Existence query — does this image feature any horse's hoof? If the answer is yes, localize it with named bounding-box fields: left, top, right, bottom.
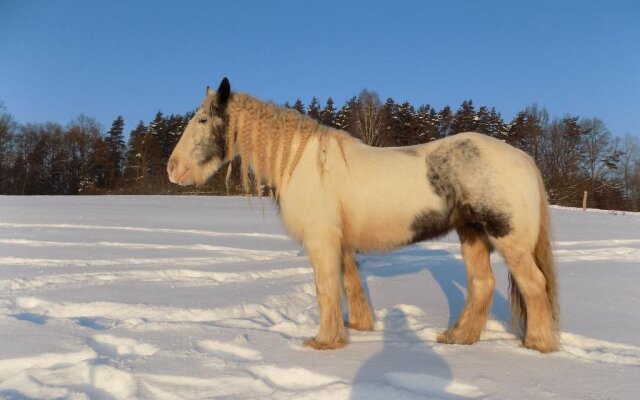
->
left=303, top=337, right=348, bottom=350
left=436, top=329, right=479, bottom=345
left=436, top=330, right=451, bottom=344
left=523, top=335, right=559, bottom=353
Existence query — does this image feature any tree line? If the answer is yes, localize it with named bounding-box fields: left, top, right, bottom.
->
left=1, top=94, right=639, bottom=211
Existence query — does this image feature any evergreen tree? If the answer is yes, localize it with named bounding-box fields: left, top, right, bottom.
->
left=415, top=104, right=439, bottom=143
left=119, top=111, right=178, bottom=192
left=508, top=112, right=527, bottom=145
left=394, top=101, right=417, bottom=146
left=475, top=106, right=491, bottom=135
left=123, top=121, right=148, bottom=190
left=320, top=98, right=336, bottom=127
left=476, top=106, right=508, bottom=139
left=307, top=97, right=321, bottom=121
left=148, top=111, right=168, bottom=157
left=380, top=98, right=397, bottom=145
left=292, top=99, right=305, bottom=114
left=438, top=106, right=454, bottom=138
left=166, top=113, right=188, bottom=159
left=487, top=107, right=508, bottom=139
left=335, top=96, right=358, bottom=135
left=105, top=116, right=125, bottom=188
left=507, top=104, right=548, bottom=163
left=450, top=100, right=476, bottom=134
left=146, top=111, right=168, bottom=187
left=0, top=102, right=16, bottom=193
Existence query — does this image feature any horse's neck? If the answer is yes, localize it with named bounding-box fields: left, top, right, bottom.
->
left=228, top=94, right=360, bottom=193
left=229, top=107, right=315, bottom=193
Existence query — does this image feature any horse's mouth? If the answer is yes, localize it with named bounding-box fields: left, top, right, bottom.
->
left=170, top=168, right=195, bottom=186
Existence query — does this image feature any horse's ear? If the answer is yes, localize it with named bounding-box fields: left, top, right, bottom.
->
left=217, top=77, right=231, bottom=109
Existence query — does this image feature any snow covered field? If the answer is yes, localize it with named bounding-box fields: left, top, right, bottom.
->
left=1, top=195, right=639, bottom=399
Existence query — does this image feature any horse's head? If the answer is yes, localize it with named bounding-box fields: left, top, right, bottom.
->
left=167, top=77, right=231, bottom=186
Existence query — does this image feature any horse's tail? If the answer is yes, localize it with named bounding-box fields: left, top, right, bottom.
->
left=509, top=168, right=559, bottom=337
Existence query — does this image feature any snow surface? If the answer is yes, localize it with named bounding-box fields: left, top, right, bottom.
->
left=0, top=196, right=639, bottom=399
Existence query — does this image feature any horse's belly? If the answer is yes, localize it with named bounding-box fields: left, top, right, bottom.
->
left=344, top=211, right=419, bottom=252
left=341, top=185, right=443, bottom=252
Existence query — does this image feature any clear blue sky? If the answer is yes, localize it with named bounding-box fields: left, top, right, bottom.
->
left=1, top=0, right=639, bottom=136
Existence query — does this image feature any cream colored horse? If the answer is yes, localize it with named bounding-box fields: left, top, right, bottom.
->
left=168, top=78, right=559, bottom=353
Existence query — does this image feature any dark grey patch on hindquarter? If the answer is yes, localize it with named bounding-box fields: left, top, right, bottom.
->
left=456, top=203, right=512, bottom=238
left=409, top=210, right=453, bottom=243
left=425, top=138, right=483, bottom=211
left=409, top=202, right=512, bottom=244
left=453, top=138, right=481, bottom=158
left=425, top=140, right=481, bottom=210
left=474, top=206, right=511, bottom=237
left=457, top=221, right=486, bottom=241
left=420, top=137, right=513, bottom=240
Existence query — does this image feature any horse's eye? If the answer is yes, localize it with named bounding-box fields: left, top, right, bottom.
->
left=198, top=118, right=208, bottom=124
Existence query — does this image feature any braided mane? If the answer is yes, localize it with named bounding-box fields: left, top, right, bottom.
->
left=222, top=93, right=351, bottom=196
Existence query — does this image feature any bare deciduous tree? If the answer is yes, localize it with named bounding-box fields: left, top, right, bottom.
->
left=508, top=104, right=549, bottom=167
left=539, top=117, right=584, bottom=205
left=618, top=134, right=640, bottom=210
left=0, top=102, right=16, bottom=192
left=354, top=90, right=387, bottom=147
left=579, top=118, right=620, bottom=194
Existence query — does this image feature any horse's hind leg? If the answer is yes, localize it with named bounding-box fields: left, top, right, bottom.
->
left=495, top=236, right=559, bottom=353
left=342, top=249, right=374, bottom=331
left=438, top=226, right=495, bottom=345
left=303, top=231, right=347, bottom=350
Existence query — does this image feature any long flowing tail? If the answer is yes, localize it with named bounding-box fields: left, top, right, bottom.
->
left=509, top=171, right=560, bottom=337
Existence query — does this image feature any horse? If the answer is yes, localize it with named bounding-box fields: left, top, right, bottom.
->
left=167, top=77, right=560, bottom=353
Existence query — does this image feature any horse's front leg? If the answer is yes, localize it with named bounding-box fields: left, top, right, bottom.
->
left=303, top=232, right=347, bottom=350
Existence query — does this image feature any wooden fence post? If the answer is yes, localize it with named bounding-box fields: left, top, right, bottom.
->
left=582, top=191, right=588, bottom=212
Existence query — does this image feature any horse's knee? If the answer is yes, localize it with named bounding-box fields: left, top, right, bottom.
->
left=469, top=275, right=495, bottom=301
